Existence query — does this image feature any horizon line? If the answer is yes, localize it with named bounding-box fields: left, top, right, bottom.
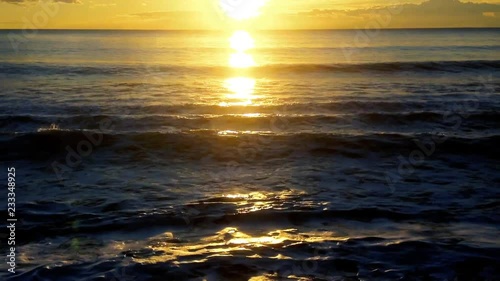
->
left=1, top=27, right=500, bottom=32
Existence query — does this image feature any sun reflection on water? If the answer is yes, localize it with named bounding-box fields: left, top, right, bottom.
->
left=226, top=77, right=254, bottom=97
left=133, top=226, right=349, bottom=265
left=221, top=30, right=258, bottom=107
left=230, top=30, right=255, bottom=52
left=125, top=190, right=351, bottom=267
left=229, top=53, right=256, bottom=68
left=229, top=30, right=256, bottom=68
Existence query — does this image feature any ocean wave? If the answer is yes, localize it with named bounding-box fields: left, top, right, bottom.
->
left=1, top=60, right=499, bottom=76
left=261, top=60, right=500, bottom=74
left=1, top=131, right=499, bottom=161
left=2, top=99, right=499, bottom=116
left=2, top=111, right=500, bottom=133
left=7, top=200, right=499, bottom=281
left=15, top=207, right=454, bottom=241
left=6, top=243, right=499, bottom=281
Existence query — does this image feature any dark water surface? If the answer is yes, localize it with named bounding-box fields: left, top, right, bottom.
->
left=0, top=29, right=499, bottom=280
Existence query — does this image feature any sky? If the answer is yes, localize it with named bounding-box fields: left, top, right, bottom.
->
left=0, top=0, right=499, bottom=29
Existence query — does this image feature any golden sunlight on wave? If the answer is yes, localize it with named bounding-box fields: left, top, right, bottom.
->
left=221, top=77, right=255, bottom=106
left=133, top=227, right=349, bottom=265
left=229, top=53, right=255, bottom=68
left=228, top=30, right=256, bottom=68
left=128, top=191, right=348, bottom=265
left=225, top=77, right=255, bottom=98
left=230, top=30, right=255, bottom=51
left=222, top=30, right=257, bottom=106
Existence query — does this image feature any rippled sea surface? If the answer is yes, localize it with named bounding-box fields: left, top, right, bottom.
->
left=0, top=29, right=499, bottom=280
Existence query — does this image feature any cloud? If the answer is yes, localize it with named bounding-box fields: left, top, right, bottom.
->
left=55, top=0, right=81, bottom=3
left=1, top=0, right=81, bottom=4
left=0, top=0, right=498, bottom=29
left=98, top=10, right=210, bottom=30
left=128, top=11, right=199, bottom=19
left=109, top=0, right=500, bottom=30
left=378, top=0, right=499, bottom=27
left=262, top=0, right=500, bottom=29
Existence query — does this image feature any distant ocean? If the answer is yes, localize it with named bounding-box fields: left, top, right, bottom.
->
left=0, top=29, right=499, bottom=280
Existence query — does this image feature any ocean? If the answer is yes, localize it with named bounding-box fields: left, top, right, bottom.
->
left=0, top=29, right=499, bottom=280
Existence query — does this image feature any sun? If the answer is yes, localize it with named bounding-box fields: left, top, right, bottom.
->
left=219, top=0, right=269, bottom=21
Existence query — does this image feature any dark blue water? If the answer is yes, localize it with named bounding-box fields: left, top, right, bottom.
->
left=0, top=29, right=499, bottom=280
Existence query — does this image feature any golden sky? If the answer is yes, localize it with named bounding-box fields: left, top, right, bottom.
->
left=0, top=0, right=499, bottom=29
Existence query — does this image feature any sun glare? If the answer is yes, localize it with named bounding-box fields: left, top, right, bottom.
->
left=221, top=1, right=264, bottom=106
left=229, top=53, right=255, bottom=68
left=225, top=77, right=255, bottom=99
left=221, top=77, right=255, bottom=106
left=230, top=30, right=255, bottom=52
left=228, top=30, right=256, bottom=68
left=219, top=0, right=269, bottom=21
